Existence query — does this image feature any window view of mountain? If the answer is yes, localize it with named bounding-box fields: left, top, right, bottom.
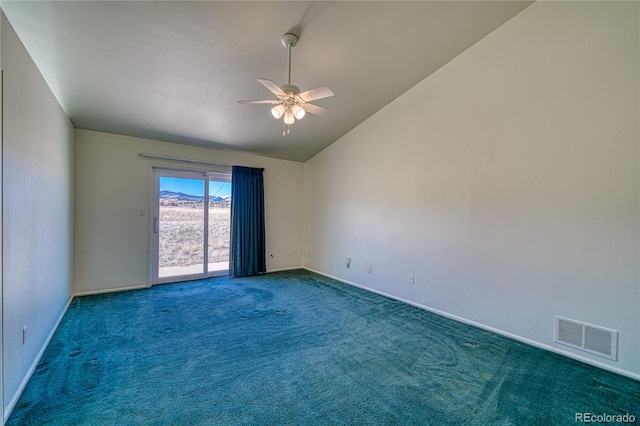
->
left=160, top=190, right=231, bottom=208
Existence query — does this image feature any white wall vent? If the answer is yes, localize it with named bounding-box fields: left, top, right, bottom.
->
left=555, top=316, right=618, bottom=361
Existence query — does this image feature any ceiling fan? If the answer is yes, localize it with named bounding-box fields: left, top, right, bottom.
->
left=238, top=33, right=335, bottom=135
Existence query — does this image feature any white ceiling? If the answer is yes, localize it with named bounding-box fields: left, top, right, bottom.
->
left=2, top=1, right=532, bottom=162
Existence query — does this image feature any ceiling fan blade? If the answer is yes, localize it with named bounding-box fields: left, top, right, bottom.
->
left=302, top=103, right=331, bottom=116
left=257, top=79, right=287, bottom=98
left=298, top=86, right=335, bottom=102
left=238, top=99, right=281, bottom=105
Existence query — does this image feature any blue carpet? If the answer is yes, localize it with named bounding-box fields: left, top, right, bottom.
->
left=7, top=270, right=640, bottom=425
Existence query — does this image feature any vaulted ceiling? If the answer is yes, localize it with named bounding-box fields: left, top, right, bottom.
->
left=2, top=1, right=532, bottom=162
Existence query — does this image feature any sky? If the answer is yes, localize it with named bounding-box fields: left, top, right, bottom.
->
left=160, top=177, right=231, bottom=198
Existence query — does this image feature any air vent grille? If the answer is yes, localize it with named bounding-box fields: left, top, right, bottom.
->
left=555, top=316, right=618, bottom=361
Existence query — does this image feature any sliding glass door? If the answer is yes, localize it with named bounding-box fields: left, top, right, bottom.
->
left=151, top=168, right=231, bottom=284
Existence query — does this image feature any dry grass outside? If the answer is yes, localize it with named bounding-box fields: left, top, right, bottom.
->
left=159, top=206, right=230, bottom=268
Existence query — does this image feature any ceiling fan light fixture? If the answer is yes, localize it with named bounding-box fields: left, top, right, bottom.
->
left=271, top=104, right=286, bottom=119
left=238, top=32, right=334, bottom=135
left=292, top=104, right=306, bottom=120
left=284, top=109, right=295, bottom=125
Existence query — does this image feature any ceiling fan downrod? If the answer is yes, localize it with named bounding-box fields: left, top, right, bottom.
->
left=281, top=33, right=298, bottom=86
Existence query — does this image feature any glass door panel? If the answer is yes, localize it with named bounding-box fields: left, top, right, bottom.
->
left=151, top=168, right=231, bottom=284
left=207, top=179, right=231, bottom=276
left=157, top=175, right=206, bottom=280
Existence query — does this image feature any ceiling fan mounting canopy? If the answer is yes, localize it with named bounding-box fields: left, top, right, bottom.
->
left=238, top=31, right=335, bottom=135
left=281, top=33, right=298, bottom=49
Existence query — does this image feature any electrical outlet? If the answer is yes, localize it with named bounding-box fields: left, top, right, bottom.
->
left=22, top=325, right=28, bottom=345
left=409, top=275, right=415, bottom=285
left=368, top=264, right=373, bottom=273
left=346, top=256, right=352, bottom=268
left=307, top=251, right=311, bottom=258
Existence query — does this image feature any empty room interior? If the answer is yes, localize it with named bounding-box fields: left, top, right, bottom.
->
left=1, top=1, right=639, bottom=424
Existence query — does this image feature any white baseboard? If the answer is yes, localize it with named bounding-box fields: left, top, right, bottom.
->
left=303, top=267, right=640, bottom=382
left=266, top=266, right=303, bottom=274
left=73, top=284, right=149, bottom=297
left=4, top=295, right=74, bottom=422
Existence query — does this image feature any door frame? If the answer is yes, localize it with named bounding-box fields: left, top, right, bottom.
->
left=149, top=166, right=231, bottom=285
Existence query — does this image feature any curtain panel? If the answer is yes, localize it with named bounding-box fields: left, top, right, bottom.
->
left=230, top=166, right=266, bottom=277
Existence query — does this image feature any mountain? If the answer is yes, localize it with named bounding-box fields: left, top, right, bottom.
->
left=160, top=190, right=203, bottom=201
left=160, top=190, right=230, bottom=202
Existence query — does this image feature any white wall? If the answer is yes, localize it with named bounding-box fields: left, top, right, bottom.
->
left=0, top=9, right=5, bottom=426
left=304, top=1, right=639, bottom=377
left=2, top=12, right=74, bottom=414
left=74, top=129, right=304, bottom=294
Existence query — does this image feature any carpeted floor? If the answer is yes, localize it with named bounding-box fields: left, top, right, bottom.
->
left=7, top=269, right=640, bottom=425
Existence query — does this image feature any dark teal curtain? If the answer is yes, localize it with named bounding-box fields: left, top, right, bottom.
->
left=230, top=166, right=266, bottom=277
